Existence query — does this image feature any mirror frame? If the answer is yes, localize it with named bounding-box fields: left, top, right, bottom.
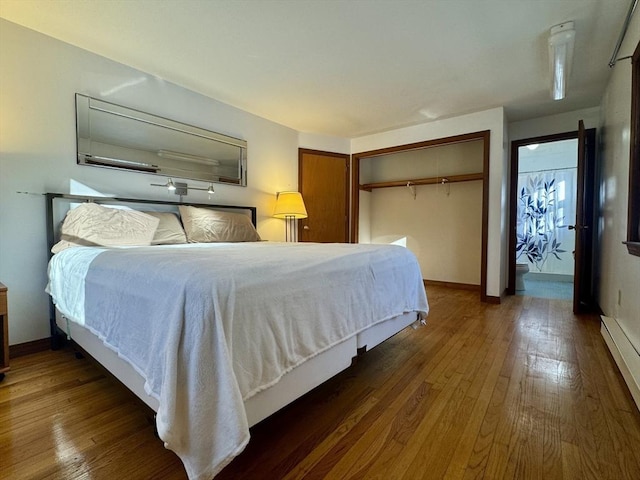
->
left=75, top=93, right=247, bottom=186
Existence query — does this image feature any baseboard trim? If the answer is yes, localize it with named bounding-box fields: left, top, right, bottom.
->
left=423, top=280, right=481, bottom=292
left=600, top=316, right=640, bottom=411
left=9, top=338, right=50, bottom=358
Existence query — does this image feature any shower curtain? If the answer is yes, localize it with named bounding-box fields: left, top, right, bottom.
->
left=516, top=168, right=576, bottom=274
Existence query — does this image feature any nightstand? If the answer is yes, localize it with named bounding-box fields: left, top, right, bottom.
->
left=0, top=283, right=9, bottom=381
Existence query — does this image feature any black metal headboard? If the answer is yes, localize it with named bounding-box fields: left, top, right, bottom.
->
left=45, top=192, right=258, bottom=348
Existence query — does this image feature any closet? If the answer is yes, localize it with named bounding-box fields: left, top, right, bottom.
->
left=353, top=132, right=489, bottom=298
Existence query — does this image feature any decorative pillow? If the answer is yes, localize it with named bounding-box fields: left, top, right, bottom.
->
left=51, top=203, right=160, bottom=253
left=142, top=211, right=188, bottom=245
left=178, top=205, right=260, bottom=243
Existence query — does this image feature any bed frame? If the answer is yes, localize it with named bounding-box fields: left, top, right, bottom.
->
left=46, top=193, right=419, bottom=426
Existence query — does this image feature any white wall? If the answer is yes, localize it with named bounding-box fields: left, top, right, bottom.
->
left=0, top=20, right=301, bottom=344
left=598, top=14, right=640, bottom=355
left=361, top=141, right=484, bottom=182
left=368, top=182, right=483, bottom=285
left=518, top=139, right=578, bottom=171
left=509, top=107, right=600, bottom=141
left=298, top=132, right=350, bottom=154
left=352, top=107, right=507, bottom=299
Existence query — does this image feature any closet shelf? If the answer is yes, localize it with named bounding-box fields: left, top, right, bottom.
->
left=360, top=172, right=484, bottom=191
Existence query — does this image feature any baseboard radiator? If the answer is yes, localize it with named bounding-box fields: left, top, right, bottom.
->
left=601, top=316, right=640, bottom=410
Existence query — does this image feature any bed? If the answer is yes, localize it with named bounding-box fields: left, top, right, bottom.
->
left=45, top=193, right=429, bottom=480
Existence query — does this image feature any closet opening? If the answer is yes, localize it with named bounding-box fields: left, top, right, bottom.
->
left=352, top=131, right=490, bottom=302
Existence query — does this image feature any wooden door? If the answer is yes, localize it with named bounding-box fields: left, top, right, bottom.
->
left=572, top=121, right=596, bottom=313
left=298, top=149, right=350, bottom=243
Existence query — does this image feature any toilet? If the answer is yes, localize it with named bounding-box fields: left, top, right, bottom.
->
left=515, top=263, right=530, bottom=291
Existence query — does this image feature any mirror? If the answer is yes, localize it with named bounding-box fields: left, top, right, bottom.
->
left=76, top=94, right=247, bottom=186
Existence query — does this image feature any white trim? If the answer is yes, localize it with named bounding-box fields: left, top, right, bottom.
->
left=600, top=315, right=640, bottom=410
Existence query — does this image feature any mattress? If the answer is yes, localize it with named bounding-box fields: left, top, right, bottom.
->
left=47, top=243, right=213, bottom=325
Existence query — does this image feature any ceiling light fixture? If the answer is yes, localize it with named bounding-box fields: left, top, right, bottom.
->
left=548, top=21, right=575, bottom=101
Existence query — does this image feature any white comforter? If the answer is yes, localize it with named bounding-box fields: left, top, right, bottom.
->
left=47, top=242, right=428, bottom=479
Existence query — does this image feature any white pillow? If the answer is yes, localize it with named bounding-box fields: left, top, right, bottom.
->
left=178, top=205, right=260, bottom=243
left=51, top=203, right=160, bottom=253
left=143, top=211, right=187, bottom=245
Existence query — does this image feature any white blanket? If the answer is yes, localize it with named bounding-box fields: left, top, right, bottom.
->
left=49, top=242, right=429, bottom=479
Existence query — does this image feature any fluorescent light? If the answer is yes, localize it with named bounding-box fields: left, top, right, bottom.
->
left=82, top=155, right=158, bottom=172
left=157, top=150, right=220, bottom=166
left=548, top=21, right=575, bottom=101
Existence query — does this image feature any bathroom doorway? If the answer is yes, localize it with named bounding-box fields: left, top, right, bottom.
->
left=508, top=125, right=597, bottom=312
left=514, top=138, right=578, bottom=300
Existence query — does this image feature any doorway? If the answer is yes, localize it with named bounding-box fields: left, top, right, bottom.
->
left=513, top=138, right=578, bottom=300
left=508, top=127, right=597, bottom=312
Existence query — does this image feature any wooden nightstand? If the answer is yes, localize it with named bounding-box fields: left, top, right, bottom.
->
left=0, top=283, right=9, bottom=381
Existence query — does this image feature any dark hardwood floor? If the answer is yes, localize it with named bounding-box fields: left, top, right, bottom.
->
left=1, top=286, right=639, bottom=479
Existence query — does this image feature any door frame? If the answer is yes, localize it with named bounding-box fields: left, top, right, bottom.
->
left=298, top=148, right=351, bottom=243
left=507, top=129, right=596, bottom=307
left=351, top=130, right=490, bottom=302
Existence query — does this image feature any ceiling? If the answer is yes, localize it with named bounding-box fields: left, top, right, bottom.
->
left=0, top=0, right=634, bottom=137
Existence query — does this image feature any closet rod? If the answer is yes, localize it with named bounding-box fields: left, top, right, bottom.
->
left=360, top=172, right=483, bottom=191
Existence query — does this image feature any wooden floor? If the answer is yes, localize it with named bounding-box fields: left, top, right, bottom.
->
left=1, top=286, right=639, bottom=479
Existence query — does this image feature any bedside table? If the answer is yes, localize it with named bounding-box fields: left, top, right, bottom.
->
left=0, top=283, right=9, bottom=381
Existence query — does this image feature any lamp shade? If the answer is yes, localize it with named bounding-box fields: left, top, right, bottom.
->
left=273, top=191, right=308, bottom=219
